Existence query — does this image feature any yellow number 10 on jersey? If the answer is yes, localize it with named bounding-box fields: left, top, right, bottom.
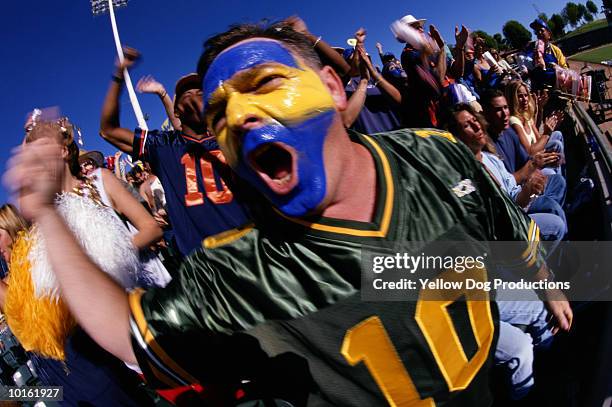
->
left=342, top=267, right=494, bottom=407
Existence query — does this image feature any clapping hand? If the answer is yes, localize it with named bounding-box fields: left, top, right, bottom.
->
left=429, top=24, right=444, bottom=49
left=533, top=151, right=560, bottom=168
left=357, top=47, right=371, bottom=81
left=544, top=110, right=564, bottom=135
left=524, top=170, right=546, bottom=196
left=454, top=25, right=469, bottom=48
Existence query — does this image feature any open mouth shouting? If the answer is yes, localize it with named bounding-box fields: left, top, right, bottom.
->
left=248, top=142, right=299, bottom=195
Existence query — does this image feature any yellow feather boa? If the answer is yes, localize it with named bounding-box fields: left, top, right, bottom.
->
left=4, top=231, right=76, bottom=360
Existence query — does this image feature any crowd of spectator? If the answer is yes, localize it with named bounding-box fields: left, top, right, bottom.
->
left=0, top=10, right=591, bottom=406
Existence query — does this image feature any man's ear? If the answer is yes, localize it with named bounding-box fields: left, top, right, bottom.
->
left=61, top=146, right=69, bottom=159
left=319, top=66, right=347, bottom=111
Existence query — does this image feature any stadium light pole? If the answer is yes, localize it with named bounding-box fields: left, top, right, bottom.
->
left=91, top=0, right=148, bottom=131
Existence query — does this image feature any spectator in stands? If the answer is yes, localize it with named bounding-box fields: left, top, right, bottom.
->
left=375, top=42, right=408, bottom=90
left=473, top=36, right=502, bottom=92
left=341, top=28, right=402, bottom=134
left=506, top=81, right=565, bottom=168
left=449, top=43, right=484, bottom=113
left=481, top=89, right=567, bottom=228
left=527, top=18, right=569, bottom=90
left=0, top=205, right=29, bottom=267
left=5, top=22, right=571, bottom=405
left=490, top=49, right=516, bottom=77
left=138, top=165, right=166, bottom=216
left=446, top=103, right=566, bottom=241
left=397, top=14, right=446, bottom=127
left=0, top=118, right=159, bottom=405
left=100, top=48, right=250, bottom=256
left=79, top=151, right=171, bottom=286
left=394, top=15, right=471, bottom=126
left=447, top=103, right=568, bottom=398
left=78, top=150, right=105, bottom=177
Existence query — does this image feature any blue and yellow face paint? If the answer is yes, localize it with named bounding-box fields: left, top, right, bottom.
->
left=203, top=39, right=336, bottom=216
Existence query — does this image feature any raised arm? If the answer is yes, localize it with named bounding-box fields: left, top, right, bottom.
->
left=4, top=140, right=136, bottom=365
left=99, top=47, right=141, bottom=154
left=342, top=79, right=369, bottom=128
left=429, top=25, right=447, bottom=85
left=136, top=75, right=182, bottom=131
left=449, top=25, right=469, bottom=79
left=113, top=151, right=126, bottom=180
left=375, top=42, right=385, bottom=65
left=358, top=47, right=402, bottom=104
left=285, top=16, right=351, bottom=78
left=100, top=168, right=162, bottom=250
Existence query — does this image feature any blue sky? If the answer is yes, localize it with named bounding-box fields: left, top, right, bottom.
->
left=0, top=0, right=582, bottom=202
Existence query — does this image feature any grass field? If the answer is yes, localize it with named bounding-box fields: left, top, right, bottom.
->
left=570, top=44, right=612, bottom=63
left=560, top=18, right=609, bottom=39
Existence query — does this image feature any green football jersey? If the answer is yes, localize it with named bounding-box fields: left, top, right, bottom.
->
left=129, top=129, right=542, bottom=406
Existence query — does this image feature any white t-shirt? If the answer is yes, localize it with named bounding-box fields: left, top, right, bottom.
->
left=509, top=116, right=536, bottom=145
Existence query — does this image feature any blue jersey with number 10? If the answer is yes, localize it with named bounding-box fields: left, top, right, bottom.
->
left=132, top=128, right=250, bottom=256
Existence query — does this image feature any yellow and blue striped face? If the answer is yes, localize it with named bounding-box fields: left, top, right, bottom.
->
left=202, top=39, right=336, bottom=216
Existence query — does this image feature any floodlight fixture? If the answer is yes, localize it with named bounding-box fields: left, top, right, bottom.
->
left=91, top=0, right=129, bottom=16
left=90, top=0, right=147, bottom=132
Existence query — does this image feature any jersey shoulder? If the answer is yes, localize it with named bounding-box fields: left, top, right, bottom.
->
left=371, top=128, right=481, bottom=178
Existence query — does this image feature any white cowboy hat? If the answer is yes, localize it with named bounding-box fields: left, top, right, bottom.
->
left=399, top=14, right=426, bottom=27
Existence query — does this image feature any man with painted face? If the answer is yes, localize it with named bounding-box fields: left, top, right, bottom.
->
left=7, top=22, right=571, bottom=406
left=99, top=48, right=250, bottom=256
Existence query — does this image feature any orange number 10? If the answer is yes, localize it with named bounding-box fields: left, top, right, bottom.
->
left=180, top=152, right=233, bottom=207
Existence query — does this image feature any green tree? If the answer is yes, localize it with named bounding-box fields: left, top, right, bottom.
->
left=474, top=30, right=499, bottom=49
left=586, top=0, right=599, bottom=14
left=577, top=3, right=588, bottom=22
left=584, top=11, right=595, bottom=21
left=502, top=20, right=532, bottom=49
left=493, top=33, right=508, bottom=50
left=563, top=2, right=581, bottom=27
left=549, top=13, right=567, bottom=38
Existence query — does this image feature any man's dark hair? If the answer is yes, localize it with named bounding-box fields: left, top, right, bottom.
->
left=197, top=22, right=322, bottom=83
left=381, top=52, right=396, bottom=64
left=129, top=166, right=144, bottom=177
left=480, top=89, right=505, bottom=110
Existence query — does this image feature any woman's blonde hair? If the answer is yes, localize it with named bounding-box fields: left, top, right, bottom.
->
left=505, top=80, right=535, bottom=121
left=0, top=204, right=29, bottom=251
left=24, top=118, right=81, bottom=178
